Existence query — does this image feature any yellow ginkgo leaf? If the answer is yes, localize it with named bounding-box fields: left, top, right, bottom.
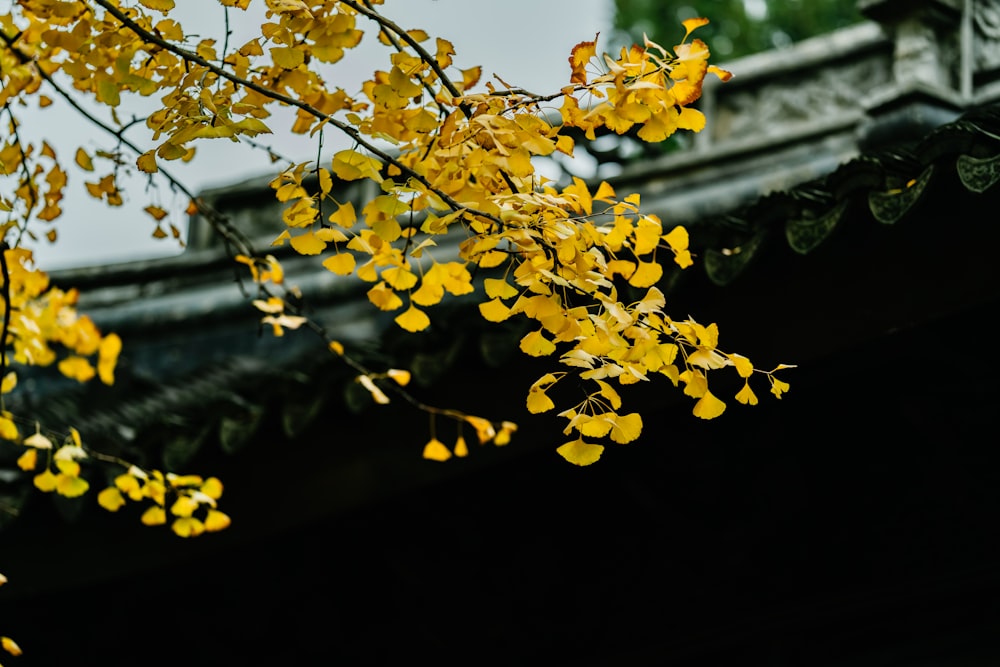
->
left=395, top=305, right=431, bottom=332
left=453, top=436, right=469, bottom=458
left=201, top=477, right=224, bottom=500
left=322, top=252, right=355, bottom=275
left=484, top=278, right=518, bottom=300
left=422, top=438, right=451, bottom=462
left=16, top=448, right=37, bottom=471
left=465, top=416, right=496, bottom=444
left=479, top=297, right=511, bottom=323
left=33, top=469, right=58, bottom=493
left=170, top=495, right=199, bottom=517
left=56, top=474, right=89, bottom=498
left=141, top=505, right=167, bottom=526
left=735, top=382, right=758, bottom=405
left=692, top=390, right=726, bottom=419
left=172, top=516, right=205, bottom=538
left=98, top=487, right=126, bottom=512
left=628, top=260, right=663, bottom=288
left=58, top=356, right=96, bottom=383
left=115, top=473, right=144, bottom=500
left=382, top=266, right=418, bottom=290
left=556, top=438, right=604, bottom=466
left=2, top=635, right=23, bottom=656
left=205, top=509, right=232, bottom=532
left=526, top=387, right=555, bottom=414
left=494, top=421, right=517, bottom=446
left=290, top=232, right=327, bottom=255
left=270, top=46, right=305, bottom=69
left=610, top=412, right=643, bottom=443
left=387, top=369, right=411, bottom=386
left=519, top=330, right=556, bottom=357
left=770, top=378, right=791, bottom=399
left=0, top=417, right=16, bottom=441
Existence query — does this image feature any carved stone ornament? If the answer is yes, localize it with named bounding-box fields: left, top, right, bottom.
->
left=867, top=164, right=935, bottom=224
left=785, top=200, right=849, bottom=255
left=957, top=151, right=1000, bottom=191
left=703, top=232, right=765, bottom=287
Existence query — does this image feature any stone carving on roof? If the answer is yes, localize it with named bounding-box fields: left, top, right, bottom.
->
left=975, top=0, right=1000, bottom=71
left=714, top=57, right=893, bottom=142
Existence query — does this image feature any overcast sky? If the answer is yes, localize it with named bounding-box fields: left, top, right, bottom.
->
left=18, top=0, right=613, bottom=269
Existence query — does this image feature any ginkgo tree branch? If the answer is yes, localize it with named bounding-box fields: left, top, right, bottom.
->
left=35, top=61, right=258, bottom=260
left=89, top=0, right=505, bottom=227
left=350, top=0, right=523, bottom=196
left=347, top=0, right=463, bottom=101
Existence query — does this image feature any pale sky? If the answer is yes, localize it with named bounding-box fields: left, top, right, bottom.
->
left=16, top=0, right=613, bottom=269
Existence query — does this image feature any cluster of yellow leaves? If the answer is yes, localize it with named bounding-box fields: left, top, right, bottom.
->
left=12, top=422, right=230, bottom=536
left=0, top=247, right=122, bottom=402
left=14, top=425, right=91, bottom=497
left=421, top=418, right=517, bottom=462
left=98, top=469, right=230, bottom=538
left=2, top=0, right=793, bottom=470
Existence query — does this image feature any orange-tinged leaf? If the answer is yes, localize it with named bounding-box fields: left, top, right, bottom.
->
left=422, top=437, right=452, bottom=462
left=569, top=34, right=599, bottom=84
left=144, top=205, right=168, bottom=221
left=693, top=390, right=726, bottom=419
left=681, top=16, right=710, bottom=39
left=708, top=64, right=733, bottom=82
left=556, top=438, right=604, bottom=466
left=75, top=147, right=94, bottom=171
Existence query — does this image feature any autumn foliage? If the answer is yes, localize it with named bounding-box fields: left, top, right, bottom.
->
left=0, top=1, right=793, bottom=655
